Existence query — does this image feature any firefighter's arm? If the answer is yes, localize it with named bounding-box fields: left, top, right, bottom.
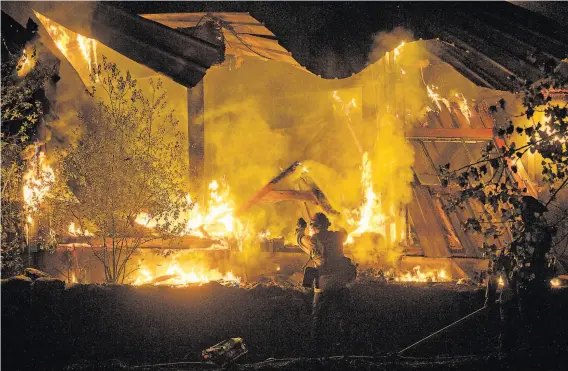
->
left=296, top=219, right=322, bottom=264
left=296, top=218, right=314, bottom=255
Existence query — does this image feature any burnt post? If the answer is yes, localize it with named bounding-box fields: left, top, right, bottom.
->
left=188, top=79, right=205, bottom=198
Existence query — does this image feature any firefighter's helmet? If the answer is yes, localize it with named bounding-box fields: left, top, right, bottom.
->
left=310, top=212, right=331, bottom=230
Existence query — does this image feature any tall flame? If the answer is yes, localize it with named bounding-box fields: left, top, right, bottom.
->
left=23, top=151, right=55, bottom=223
left=346, top=152, right=388, bottom=244
left=135, top=179, right=243, bottom=240
left=34, top=12, right=98, bottom=73
left=393, top=41, right=405, bottom=62
left=77, top=34, right=98, bottom=72
left=455, top=92, right=472, bottom=124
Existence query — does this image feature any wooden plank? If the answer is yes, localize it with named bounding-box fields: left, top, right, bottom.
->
left=408, top=185, right=452, bottom=258
left=238, top=162, right=301, bottom=214
left=432, top=196, right=463, bottom=250
left=494, top=136, right=538, bottom=197
left=188, top=80, right=205, bottom=195
left=236, top=34, right=290, bottom=54
left=32, top=3, right=222, bottom=88
left=260, top=190, right=317, bottom=203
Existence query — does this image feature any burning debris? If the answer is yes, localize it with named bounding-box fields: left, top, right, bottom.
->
left=133, top=179, right=245, bottom=245
left=357, top=266, right=452, bottom=284
left=23, top=150, right=54, bottom=225
left=131, top=262, right=240, bottom=287
left=394, top=266, right=449, bottom=283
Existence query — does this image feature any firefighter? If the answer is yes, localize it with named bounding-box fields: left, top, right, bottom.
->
left=296, top=212, right=356, bottom=355
left=486, top=196, right=555, bottom=356
left=517, top=196, right=555, bottom=355
left=485, top=251, right=520, bottom=355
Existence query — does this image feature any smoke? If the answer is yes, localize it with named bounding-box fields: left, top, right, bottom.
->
left=201, top=45, right=422, bottom=269
left=368, top=26, right=414, bottom=65
left=31, top=7, right=428, bottom=272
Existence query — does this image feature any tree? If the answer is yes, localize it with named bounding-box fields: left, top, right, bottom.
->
left=1, top=36, right=58, bottom=277
left=439, top=59, right=568, bottom=286
left=50, top=57, right=189, bottom=283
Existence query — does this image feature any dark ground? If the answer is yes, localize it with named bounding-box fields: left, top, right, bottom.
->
left=2, top=277, right=567, bottom=370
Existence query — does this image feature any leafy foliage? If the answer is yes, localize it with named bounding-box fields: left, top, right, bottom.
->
left=49, top=57, right=189, bottom=283
left=439, top=61, right=568, bottom=284
left=1, top=44, right=58, bottom=277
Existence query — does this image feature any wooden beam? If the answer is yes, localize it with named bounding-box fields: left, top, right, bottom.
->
left=188, top=80, right=205, bottom=196
left=407, top=128, right=493, bottom=141
left=260, top=190, right=317, bottom=204
left=238, top=162, right=301, bottom=214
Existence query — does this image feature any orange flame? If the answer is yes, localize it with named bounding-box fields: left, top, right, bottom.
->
left=346, top=152, right=388, bottom=244
left=135, top=180, right=243, bottom=240
left=23, top=151, right=55, bottom=223
left=35, top=12, right=98, bottom=73
left=455, top=92, right=472, bottom=124
left=68, top=222, right=93, bottom=237
left=17, top=47, right=34, bottom=77
left=132, top=260, right=240, bottom=286
left=395, top=266, right=450, bottom=283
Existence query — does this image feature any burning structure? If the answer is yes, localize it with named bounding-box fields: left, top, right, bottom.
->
left=4, top=2, right=567, bottom=285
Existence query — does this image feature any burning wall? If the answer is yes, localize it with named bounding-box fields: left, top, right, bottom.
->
left=22, top=10, right=519, bottom=283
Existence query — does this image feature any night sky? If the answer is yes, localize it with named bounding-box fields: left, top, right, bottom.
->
left=109, top=1, right=567, bottom=79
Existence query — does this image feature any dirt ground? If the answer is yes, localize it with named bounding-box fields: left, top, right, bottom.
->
left=2, top=277, right=567, bottom=370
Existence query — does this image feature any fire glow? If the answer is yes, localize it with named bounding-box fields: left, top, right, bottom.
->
left=23, top=151, right=55, bottom=223
left=35, top=12, right=98, bottom=73
left=426, top=85, right=451, bottom=111
left=131, top=260, right=240, bottom=287
left=17, top=47, right=34, bottom=77
left=346, top=152, right=389, bottom=244
left=68, top=222, right=93, bottom=237
left=395, top=266, right=450, bottom=283
left=135, top=180, right=243, bottom=240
